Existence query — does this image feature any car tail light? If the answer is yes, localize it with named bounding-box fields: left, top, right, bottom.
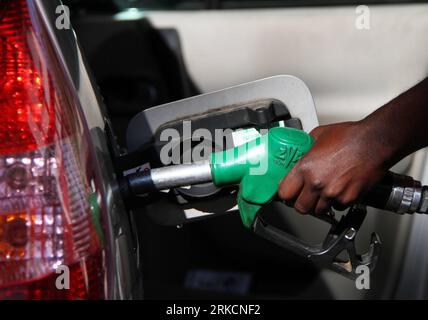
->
left=0, top=0, right=108, bottom=299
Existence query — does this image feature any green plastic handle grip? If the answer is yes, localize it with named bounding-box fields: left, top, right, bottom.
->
left=211, top=127, right=314, bottom=228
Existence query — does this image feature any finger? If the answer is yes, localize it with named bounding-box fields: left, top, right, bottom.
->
left=335, top=185, right=360, bottom=209
left=294, top=184, right=320, bottom=214
left=315, top=197, right=332, bottom=214
left=278, top=168, right=304, bottom=202
left=332, top=194, right=356, bottom=211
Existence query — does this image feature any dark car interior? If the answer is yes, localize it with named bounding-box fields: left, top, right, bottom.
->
left=73, top=17, right=198, bottom=147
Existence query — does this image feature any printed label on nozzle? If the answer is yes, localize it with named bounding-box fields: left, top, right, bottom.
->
left=232, top=128, right=261, bottom=146
left=231, top=121, right=285, bottom=146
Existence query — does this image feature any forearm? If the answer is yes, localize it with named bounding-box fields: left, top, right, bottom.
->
left=360, top=77, right=428, bottom=168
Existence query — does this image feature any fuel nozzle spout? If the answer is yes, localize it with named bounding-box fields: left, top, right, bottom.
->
left=126, top=161, right=213, bottom=195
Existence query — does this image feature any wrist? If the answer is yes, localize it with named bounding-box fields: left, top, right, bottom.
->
left=357, top=116, right=402, bottom=169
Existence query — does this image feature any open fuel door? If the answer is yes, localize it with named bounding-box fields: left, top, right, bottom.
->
left=125, top=75, right=318, bottom=226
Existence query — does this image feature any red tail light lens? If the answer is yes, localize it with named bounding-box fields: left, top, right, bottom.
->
left=0, top=0, right=107, bottom=299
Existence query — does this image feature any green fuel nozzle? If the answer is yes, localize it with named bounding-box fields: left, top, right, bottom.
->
left=126, top=126, right=314, bottom=228
left=211, top=127, right=313, bottom=227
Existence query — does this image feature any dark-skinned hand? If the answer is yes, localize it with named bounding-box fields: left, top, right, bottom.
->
left=278, top=121, right=390, bottom=214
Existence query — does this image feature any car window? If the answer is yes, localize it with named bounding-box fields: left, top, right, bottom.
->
left=115, top=0, right=426, bottom=10
left=221, top=0, right=425, bottom=9
left=114, top=0, right=205, bottom=10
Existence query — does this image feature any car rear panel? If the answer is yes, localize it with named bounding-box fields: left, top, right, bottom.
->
left=0, top=0, right=141, bottom=299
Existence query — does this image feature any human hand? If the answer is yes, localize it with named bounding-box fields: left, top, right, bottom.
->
left=278, top=121, right=390, bottom=214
